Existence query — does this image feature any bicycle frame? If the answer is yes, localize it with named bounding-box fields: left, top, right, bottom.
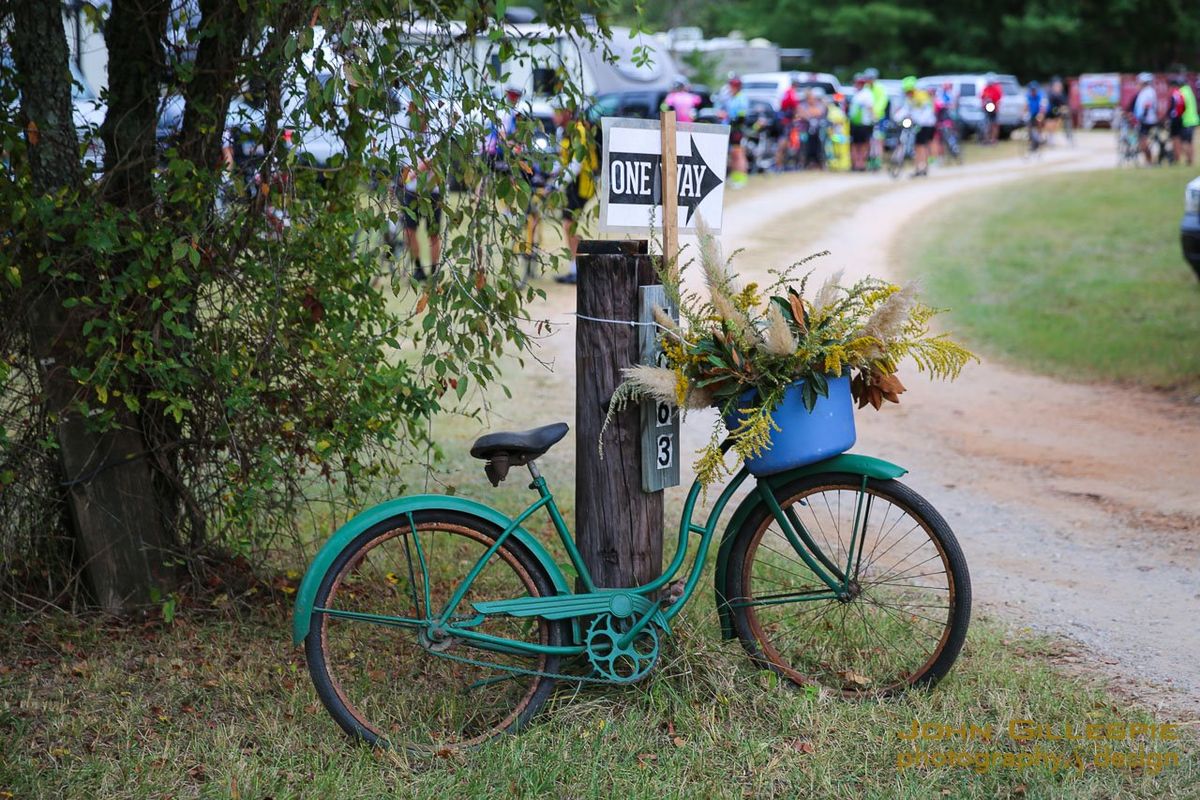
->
left=309, top=459, right=877, bottom=668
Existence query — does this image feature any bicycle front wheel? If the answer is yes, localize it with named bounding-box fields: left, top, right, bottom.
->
left=304, top=510, right=566, bottom=750
left=724, top=474, right=970, bottom=697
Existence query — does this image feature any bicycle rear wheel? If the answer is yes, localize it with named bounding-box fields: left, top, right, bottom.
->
left=304, top=510, right=566, bottom=750
left=724, top=474, right=970, bottom=697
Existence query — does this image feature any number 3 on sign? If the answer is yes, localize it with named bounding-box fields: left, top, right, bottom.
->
left=656, top=434, right=673, bottom=469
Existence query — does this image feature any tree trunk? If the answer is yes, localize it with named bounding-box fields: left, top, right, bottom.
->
left=11, top=0, right=177, bottom=612
left=574, top=240, right=664, bottom=589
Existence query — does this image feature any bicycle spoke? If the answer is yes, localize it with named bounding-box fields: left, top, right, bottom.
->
left=737, top=480, right=962, bottom=696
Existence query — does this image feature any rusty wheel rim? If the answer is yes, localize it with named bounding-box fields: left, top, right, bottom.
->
left=741, top=483, right=955, bottom=696
left=319, top=522, right=550, bottom=749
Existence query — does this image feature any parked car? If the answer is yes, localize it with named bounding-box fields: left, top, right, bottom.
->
left=738, top=71, right=843, bottom=111
left=587, top=88, right=713, bottom=121
left=1183, top=175, right=1200, bottom=280
left=917, top=73, right=1025, bottom=139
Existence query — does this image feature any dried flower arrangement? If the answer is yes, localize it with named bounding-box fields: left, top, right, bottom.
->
left=606, top=221, right=976, bottom=486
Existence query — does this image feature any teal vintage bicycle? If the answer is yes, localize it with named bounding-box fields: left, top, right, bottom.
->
left=293, top=421, right=971, bottom=750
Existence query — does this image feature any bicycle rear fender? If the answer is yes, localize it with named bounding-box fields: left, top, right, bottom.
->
left=712, top=454, right=907, bottom=640
left=291, top=495, right=571, bottom=645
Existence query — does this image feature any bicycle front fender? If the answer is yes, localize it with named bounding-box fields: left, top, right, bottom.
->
left=712, top=453, right=907, bottom=640
left=291, top=495, right=571, bottom=645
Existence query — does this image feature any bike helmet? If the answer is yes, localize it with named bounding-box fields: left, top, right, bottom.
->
left=1137, top=72, right=1153, bottom=84
left=901, top=76, right=917, bottom=93
left=863, top=67, right=880, bottom=80
left=1028, top=80, right=1040, bottom=91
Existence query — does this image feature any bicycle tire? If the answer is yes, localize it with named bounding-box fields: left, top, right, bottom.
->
left=723, top=474, right=970, bottom=697
left=304, top=510, right=566, bottom=750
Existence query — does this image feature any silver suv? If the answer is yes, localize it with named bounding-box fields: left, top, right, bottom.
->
left=918, top=74, right=1025, bottom=139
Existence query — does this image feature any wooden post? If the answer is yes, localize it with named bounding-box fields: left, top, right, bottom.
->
left=575, top=239, right=663, bottom=588
left=659, top=110, right=678, bottom=268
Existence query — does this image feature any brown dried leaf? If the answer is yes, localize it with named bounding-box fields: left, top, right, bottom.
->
left=415, top=292, right=428, bottom=314
left=787, top=292, right=807, bottom=332
left=839, top=669, right=872, bottom=688
left=873, top=370, right=907, bottom=397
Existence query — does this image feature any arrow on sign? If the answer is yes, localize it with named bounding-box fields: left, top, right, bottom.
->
left=606, top=136, right=723, bottom=224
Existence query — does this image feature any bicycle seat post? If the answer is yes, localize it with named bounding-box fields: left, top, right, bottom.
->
left=527, top=460, right=541, bottom=481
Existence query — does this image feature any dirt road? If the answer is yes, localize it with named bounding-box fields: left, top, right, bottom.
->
left=534, top=132, right=1200, bottom=716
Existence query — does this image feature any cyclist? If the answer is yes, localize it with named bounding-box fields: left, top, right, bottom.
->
left=550, top=97, right=599, bottom=285
left=1025, top=81, right=1048, bottom=150
left=1167, top=77, right=1187, bottom=166
left=932, top=81, right=954, bottom=158
left=865, top=67, right=888, bottom=168
left=1179, top=76, right=1198, bottom=167
left=891, top=76, right=936, bottom=176
left=400, top=104, right=443, bottom=281
left=775, top=77, right=803, bottom=172
left=484, top=83, right=526, bottom=167
left=848, top=73, right=875, bottom=171
left=798, top=88, right=827, bottom=170
left=1046, top=76, right=1069, bottom=141
left=981, top=73, right=1003, bottom=144
left=662, top=79, right=701, bottom=123
left=717, top=75, right=750, bottom=187
left=1133, top=72, right=1158, bottom=165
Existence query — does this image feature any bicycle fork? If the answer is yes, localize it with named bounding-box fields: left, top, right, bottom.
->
left=755, top=477, right=872, bottom=602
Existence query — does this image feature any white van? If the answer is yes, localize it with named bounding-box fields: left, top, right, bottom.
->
left=918, top=74, right=1025, bottom=138
left=739, top=71, right=844, bottom=110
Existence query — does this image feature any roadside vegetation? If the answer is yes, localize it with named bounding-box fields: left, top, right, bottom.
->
left=905, top=169, right=1200, bottom=395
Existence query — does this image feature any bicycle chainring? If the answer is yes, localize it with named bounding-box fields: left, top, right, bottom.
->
left=584, top=613, right=660, bottom=684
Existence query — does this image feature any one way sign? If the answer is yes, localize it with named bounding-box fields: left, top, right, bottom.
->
left=598, top=118, right=729, bottom=234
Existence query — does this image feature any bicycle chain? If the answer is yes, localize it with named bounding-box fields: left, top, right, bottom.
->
left=422, top=633, right=654, bottom=686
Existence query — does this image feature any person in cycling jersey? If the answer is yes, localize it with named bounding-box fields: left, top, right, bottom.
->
left=483, top=82, right=527, bottom=174
left=892, top=76, right=937, bottom=176
left=549, top=97, right=599, bottom=285
left=1025, top=81, right=1048, bottom=145
left=864, top=67, right=888, bottom=167
left=848, top=73, right=875, bottom=171
left=798, top=88, right=827, bottom=170
left=718, top=75, right=750, bottom=187
left=1167, top=77, right=1187, bottom=166
left=982, top=73, right=1003, bottom=145
left=1133, top=72, right=1158, bottom=165
left=774, top=77, right=803, bottom=172
left=1046, top=77, right=1068, bottom=140
left=400, top=104, right=444, bottom=281
left=1179, top=76, right=1199, bottom=167
left=932, top=81, right=953, bottom=157
left=662, top=79, right=701, bottom=123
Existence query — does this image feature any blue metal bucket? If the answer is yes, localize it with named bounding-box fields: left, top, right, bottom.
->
left=724, top=375, right=856, bottom=476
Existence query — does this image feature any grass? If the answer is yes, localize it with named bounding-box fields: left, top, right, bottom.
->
left=4, top=592, right=1198, bottom=798
left=901, top=167, right=1200, bottom=394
